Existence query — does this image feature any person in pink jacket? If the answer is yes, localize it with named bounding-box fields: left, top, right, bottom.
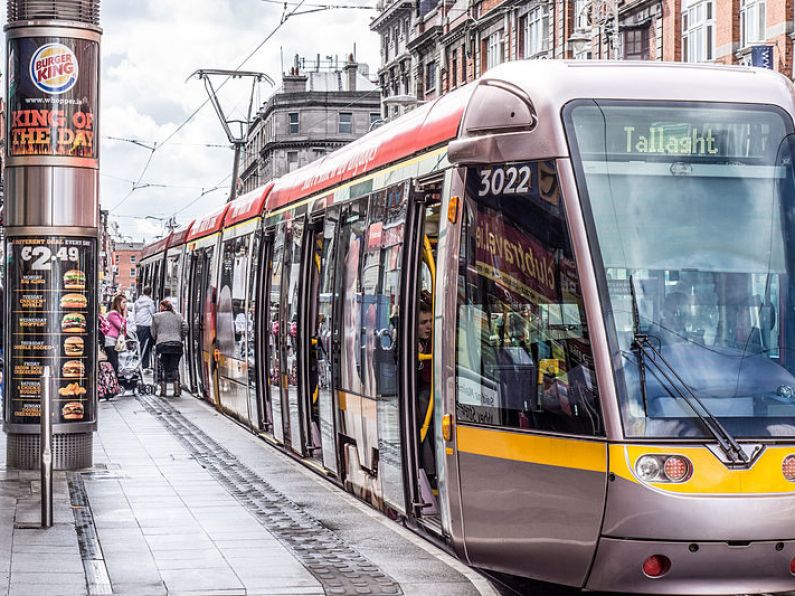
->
left=104, top=294, right=128, bottom=376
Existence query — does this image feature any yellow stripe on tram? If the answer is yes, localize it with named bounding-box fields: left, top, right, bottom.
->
left=456, top=426, right=607, bottom=473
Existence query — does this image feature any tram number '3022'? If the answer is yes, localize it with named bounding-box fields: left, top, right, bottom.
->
left=478, top=165, right=532, bottom=197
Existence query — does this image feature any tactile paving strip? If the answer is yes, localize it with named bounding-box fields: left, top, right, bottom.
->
left=67, top=472, right=113, bottom=595
left=137, top=394, right=403, bottom=596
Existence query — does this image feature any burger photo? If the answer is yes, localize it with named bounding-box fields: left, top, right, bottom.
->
left=61, top=313, right=86, bottom=333
left=60, top=293, right=87, bottom=309
left=64, top=337, right=84, bottom=357
left=62, top=360, right=85, bottom=379
left=62, top=401, right=84, bottom=420
left=63, top=269, right=86, bottom=290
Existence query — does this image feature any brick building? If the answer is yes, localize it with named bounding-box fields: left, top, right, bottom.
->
left=240, top=55, right=381, bottom=193
left=372, top=0, right=794, bottom=112
left=112, top=242, right=143, bottom=300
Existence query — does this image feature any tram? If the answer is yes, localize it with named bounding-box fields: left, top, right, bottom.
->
left=139, top=60, right=795, bottom=593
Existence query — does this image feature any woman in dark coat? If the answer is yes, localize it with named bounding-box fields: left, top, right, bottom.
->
left=151, top=300, right=188, bottom=397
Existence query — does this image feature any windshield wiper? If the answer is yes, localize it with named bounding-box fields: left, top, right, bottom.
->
left=628, top=277, right=750, bottom=466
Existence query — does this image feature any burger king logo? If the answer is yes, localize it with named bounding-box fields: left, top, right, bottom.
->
left=29, top=43, right=78, bottom=95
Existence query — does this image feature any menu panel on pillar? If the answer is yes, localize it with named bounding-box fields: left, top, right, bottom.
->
left=7, top=237, right=96, bottom=425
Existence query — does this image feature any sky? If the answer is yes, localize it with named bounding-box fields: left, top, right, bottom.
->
left=4, top=0, right=381, bottom=243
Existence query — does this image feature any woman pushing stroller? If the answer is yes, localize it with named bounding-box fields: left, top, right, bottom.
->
left=152, top=299, right=188, bottom=397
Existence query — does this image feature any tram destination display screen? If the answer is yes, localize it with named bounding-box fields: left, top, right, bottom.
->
left=6, top=237, right=96, bottom=425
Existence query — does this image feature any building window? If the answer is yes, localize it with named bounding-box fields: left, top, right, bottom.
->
left=486, top=31, right=504, bottom=70
left=383, top=33, right=390, bottom=61
left=425, top=61, right=437, bottom=92
left=623, top=27, right=650, bottom=60
left=287, top=151, right=299, bottom=172
left=370, top=113, right=381, bottom=128
left=130, top=267, right=136, bottom=277
left=115, top=255, right=120, bottom=264
left=451, top=49, right=458, bottom=87
left=740, top=0, right=766, bottom=48
left=339, top=112, right=352, bottom=134
left=130, top=255, right=136, bottom=263
left=574, top=0, right=589, bottom=30
left=682, top=0, right=715, bottom=63
left=289, top=112, right=299, bottom=134
left=523, top=6, right=550, bottom=57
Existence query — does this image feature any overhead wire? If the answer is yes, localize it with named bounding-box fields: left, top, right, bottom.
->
left=109, top=0, right=309, bottom=215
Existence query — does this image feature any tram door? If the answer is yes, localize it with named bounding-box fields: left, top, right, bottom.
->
left=254, top=233, right=274, bottom=432
left=402, top=185, right=442, bottom=523
left=282, top=217, right=305, bottom=454
left=265, top=225, right=287, bottom=443
left=189, top=249, right=212, bottom=399
left=301, top=210, right=340, bottom=473
left=181, top=252, right=197, bottom=393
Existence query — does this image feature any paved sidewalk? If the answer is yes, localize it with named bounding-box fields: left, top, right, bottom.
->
left=0, top=392, right=496, bottom=596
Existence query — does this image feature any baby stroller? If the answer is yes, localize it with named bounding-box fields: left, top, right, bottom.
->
left=117, top=329, right=156, bottom=396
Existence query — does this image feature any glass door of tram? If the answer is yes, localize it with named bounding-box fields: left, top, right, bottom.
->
left=301, top=210, right=341, bottom=474
left=189, top=249, right=212, bottom=399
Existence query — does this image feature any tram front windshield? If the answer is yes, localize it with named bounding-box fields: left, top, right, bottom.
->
left=565, top=101, right=795, bottom=439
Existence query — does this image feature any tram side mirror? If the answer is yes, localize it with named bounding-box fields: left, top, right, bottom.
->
left=377, top=328, right=394, bottom=351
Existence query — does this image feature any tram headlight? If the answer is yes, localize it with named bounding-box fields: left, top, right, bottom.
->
left=636, top=455, right=663, bottom=482
left=635, top=454, right=692, bottom=483
left=782, top=455, right=795, bottom=481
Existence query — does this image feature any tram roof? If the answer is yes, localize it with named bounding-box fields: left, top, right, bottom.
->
left=478, top=60, right=795, bottom=119
left=168, top=221, right=194, bottom=248
left=140, top=232, right=172, bottom=260
left=265, top=82, right=476, bottom=211
left=186, top=202, right=231, bottom=242
left=223, top=182, right=274, bottom=227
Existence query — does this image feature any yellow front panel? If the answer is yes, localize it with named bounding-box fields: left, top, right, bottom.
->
left=611, top=444, right=795, bottom=495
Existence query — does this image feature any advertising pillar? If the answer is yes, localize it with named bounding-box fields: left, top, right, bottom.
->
left=4, top=1, right=101, bottom=470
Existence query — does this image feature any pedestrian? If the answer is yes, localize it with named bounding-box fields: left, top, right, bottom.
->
left=105, top=294, right=128, bottom=377
left=132, top=286, right=156, bottom=370
left=151, top=299, right=188, bottom=397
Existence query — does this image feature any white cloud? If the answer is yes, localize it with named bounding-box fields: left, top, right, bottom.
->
left=3, top=0, right=381, bottom=242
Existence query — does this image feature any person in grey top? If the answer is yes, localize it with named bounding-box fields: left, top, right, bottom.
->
left=151, top=299, right=188, bottom=397
left=133, top=286, right=156, bottom=370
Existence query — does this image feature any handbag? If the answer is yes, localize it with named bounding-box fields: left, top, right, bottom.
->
left=114, top=334, right=127, bottom=353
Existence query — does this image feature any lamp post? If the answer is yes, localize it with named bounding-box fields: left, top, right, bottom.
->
left=569, top=0, right=622, bottom=60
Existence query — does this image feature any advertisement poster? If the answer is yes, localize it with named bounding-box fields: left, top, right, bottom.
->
left=7, top=37, right=98, bottom=159
left=7, top=237, right=96, bottom=425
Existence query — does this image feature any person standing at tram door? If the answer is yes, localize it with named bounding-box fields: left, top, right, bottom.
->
left=133, top=286, right=156, bottom=371
left=152, top=300, right=188, bottom=397
left=417, top=290, right=437, bottom=494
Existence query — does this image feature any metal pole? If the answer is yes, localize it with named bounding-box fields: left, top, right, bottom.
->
left=40, top=366, right=53, bottom=528
left=229, top=142, right=242, bottom=203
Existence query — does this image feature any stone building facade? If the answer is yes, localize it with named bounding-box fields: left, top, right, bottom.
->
left=371, top=0, right=794, bottom=112
left=240, top=57, right=381, bottom=193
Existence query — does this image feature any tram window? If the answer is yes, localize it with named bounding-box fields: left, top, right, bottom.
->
left=339, top=199, right=369, bottom=395
left=566, top=102, right=795, bottom=439
left=284, top=218, right=304, bottom=392
left=455, top=161, right=603, bottom=436
left=245, top=234, right=260, bottom=375
left=218, top=236, right=250, bottom=360
left=268, top=227, right=286, bottom=395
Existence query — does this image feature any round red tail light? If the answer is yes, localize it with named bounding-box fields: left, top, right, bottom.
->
left=789, top=557, right=795, bottom=575
left=783, top=455, right=795, bottom=482
left=643, top=555, right=671, bottom=578
left=663, top=456, right=691, bottom=482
